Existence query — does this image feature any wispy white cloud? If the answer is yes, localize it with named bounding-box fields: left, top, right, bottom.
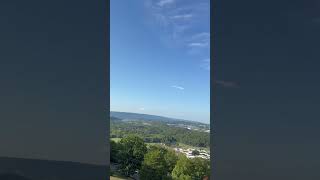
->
left=188, top=42, right=209, bottom=47
left=187, top=32, right=210, bottom=48
left=171, top=14, right=193, bottom=20
left=139, top=107, right=145, bottom=111
left=145, top=0, right=210, bottom=74
left=190, top=32, right=210, bottom=40
left=171, top=85, right=185, bottom=90
left=157, top=0, right=175, bottom=7
left=145, top=0, right=209, bottom=49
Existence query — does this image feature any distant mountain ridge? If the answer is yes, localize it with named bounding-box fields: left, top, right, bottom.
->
left=110, top=111, right=209, bottom=125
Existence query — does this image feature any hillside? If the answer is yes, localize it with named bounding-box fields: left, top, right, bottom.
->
left=110, top=116, right=210, bottom=148
left=111, top=111, right=210, bottom=130
left=111, top=111, right=178, bottom=122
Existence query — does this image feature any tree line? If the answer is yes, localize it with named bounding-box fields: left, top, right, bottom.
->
left=111, top=135, right=210, bottom=180
left=111, top=120, right=210, bottom=148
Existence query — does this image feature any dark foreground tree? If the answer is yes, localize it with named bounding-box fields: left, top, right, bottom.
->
left=117, top=135, right=147, bottom=177
left=110, top=140, right=120, bottom=163
left=161, top=136, right=177, bottom=146
left=191, top=150, right=200, bottom=156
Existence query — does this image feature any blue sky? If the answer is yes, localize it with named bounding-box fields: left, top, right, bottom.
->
left=110, top=0, right=210, bottom=123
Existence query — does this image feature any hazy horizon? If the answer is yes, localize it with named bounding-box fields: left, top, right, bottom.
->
left=110, top=110, right=210, bottom=124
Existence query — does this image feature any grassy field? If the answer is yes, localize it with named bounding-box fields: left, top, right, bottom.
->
left=112, top=138, right=161, bottom=148
left=111, top=138, right=122, bottom=142
left=110, top=176, right=131, bottom=180
left=110, top=176, right=125, bottom=180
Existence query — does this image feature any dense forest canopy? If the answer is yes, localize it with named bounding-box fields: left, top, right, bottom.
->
left=110, top=117, right=210, bottom=148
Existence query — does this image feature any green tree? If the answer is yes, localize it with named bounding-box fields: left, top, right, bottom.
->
left=117, top=135, right=147, bottom=176
left=140, top=149, right=167, bottom=180
left=178, top=174, right=192, bottom=180
left=164, top=149, right=179, bottom=173
left=190, top=158, right=210, bottom=180
left=161, top=136, right=177, bottom=146
left=172, top=156, right=210, bottom=180
left=140, top=146, right=178, bottom=180
left=172, top=156, right=193, bottom=180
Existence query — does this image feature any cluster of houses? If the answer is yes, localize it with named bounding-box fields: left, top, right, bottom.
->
left=173, top=147, right=210, bottom=160
left=166, top=123, right=210, bottom=133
